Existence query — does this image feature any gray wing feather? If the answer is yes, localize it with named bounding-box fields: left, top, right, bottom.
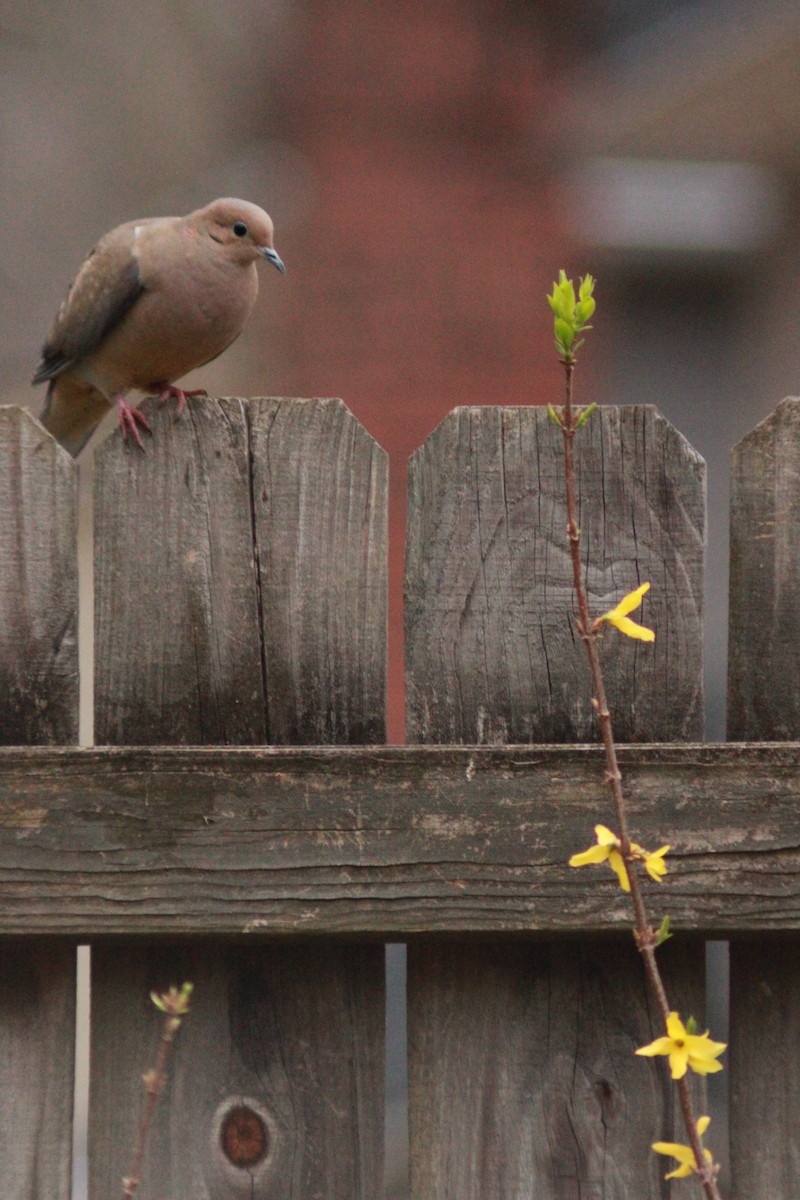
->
left=32, top=229, right=144, bottom=385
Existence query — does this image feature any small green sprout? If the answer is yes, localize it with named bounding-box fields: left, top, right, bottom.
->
left=547, top=271, right=596, bottom=361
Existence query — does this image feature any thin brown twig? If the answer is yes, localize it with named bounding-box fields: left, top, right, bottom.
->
left=559, top=358, right=723, bottom=1200
left=121, top=983, right=193, bottom=1200
left=121, top=1036, right=171, bottom=1200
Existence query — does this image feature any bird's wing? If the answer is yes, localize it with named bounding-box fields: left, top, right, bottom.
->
left=32, top=223, right=146, bottom=384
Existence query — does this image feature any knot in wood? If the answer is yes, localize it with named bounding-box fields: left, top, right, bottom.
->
left=220, top=1104, right=268, bottom=1168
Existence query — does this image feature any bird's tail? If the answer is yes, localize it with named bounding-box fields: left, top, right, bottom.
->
left=40, top=375, right=111, bottom=457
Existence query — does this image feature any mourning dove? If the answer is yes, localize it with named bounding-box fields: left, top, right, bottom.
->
left=33, top=198, right=286, bottom=455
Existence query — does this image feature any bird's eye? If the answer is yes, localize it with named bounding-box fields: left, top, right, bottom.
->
left=233, top=221, right=248, bottom=237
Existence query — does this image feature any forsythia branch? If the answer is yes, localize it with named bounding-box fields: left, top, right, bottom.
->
left=549, top=272, right=725, bottom=1198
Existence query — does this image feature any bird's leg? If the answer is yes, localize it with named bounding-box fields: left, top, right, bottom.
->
left=152, top=383, right=208, bottom=415
left=114, top=395, right=151, bottom=451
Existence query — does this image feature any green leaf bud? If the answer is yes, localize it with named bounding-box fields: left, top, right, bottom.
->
left=654, top=915, right=673, bottom=946
left=575, top=402, right=598, bottom=428
left=575, top=297, right=595, bottom=324
left=555, top=317, right=574, bottom=349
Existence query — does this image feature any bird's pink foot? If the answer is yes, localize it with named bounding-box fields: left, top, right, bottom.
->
left=114, top=396, right=151, bottom=451
left=152, top=383, right=208, bottom=415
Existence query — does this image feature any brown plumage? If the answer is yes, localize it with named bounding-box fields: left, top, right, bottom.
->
left=33, top=198, right=285, bottom=455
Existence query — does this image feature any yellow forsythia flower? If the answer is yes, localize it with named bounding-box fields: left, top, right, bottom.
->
left=642, top=843, right=670, bottom=881
left=636, top=1013, right=726, bottom=1079
left=598, top=582, right=655, bottom=642
left=653, top=1115, right=714, bottom=1180
left=569, top=824, right=630, bottom=892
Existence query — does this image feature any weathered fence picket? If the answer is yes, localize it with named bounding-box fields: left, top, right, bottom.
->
left=89, top=397, right=388, bottom=1199
left=405, top=404, right=705, bottom=744
left=94, top=396, right=387, bottom=745
left=405, top=405, right=705, bottom=1199
left=0, top=407, right=79, bottom=744
left=0, top=407, right=77, bottom=1200
left=728, top=396, right=800, bottom=1200
left=1, top=393, right=799, bottom=1199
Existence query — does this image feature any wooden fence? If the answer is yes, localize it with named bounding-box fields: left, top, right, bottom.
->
left=0, top=393, right=798, bottom=1199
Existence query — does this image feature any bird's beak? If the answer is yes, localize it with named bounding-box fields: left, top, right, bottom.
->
left=259, top=245, right=286, bottom=274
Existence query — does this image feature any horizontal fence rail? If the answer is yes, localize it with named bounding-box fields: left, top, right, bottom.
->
left=0, top=743, right=797, bottom=936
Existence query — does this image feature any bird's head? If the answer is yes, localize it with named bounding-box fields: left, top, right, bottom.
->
left=191, top=198, right=286, bottom=273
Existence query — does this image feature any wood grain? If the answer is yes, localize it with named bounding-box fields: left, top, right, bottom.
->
left=408, top=939, right=705, bottom=1200
left=0, top=742, right=798, bottom=935
left=729, top=938, right=800, bottom=1199
left=0, top=407, right=78, bottom=743
left=90, top=398, right=386, bottom=1199
left=0, top=942, right=77, bottom=1200
left=728, top=398, right=800, bottom=1198
left=249, top=396, right=388, bottom=743
left=94, top=396, right=387, bottom=744
left=0, top=408, right=78, bottom=1198
left=728, top=396, right=800, bottom=740
left=406, top=405, right=705, bottom=743
left=94, top=397, right=267, bottom=744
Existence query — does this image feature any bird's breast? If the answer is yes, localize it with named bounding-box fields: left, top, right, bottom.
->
left=88, top=257, right=259, bottom=392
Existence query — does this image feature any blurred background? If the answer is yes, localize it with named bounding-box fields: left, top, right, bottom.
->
left=3, top=0, right=800, bottom=1194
